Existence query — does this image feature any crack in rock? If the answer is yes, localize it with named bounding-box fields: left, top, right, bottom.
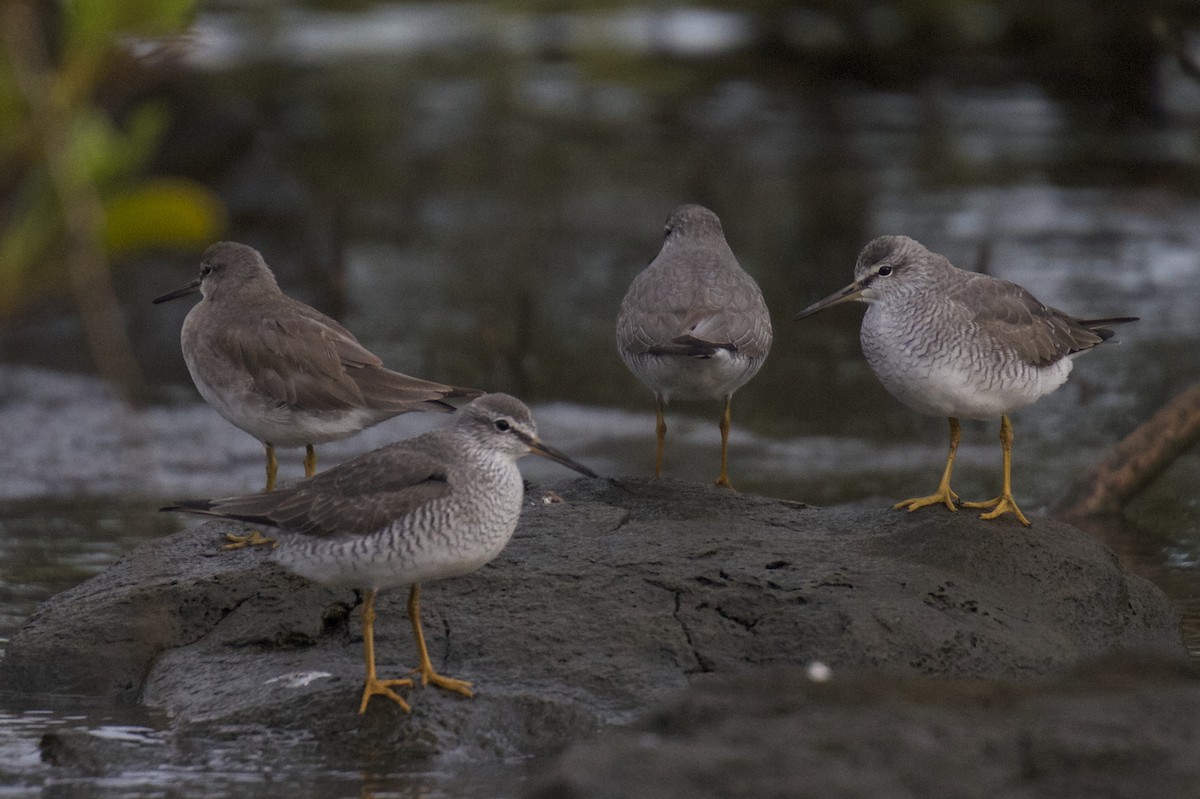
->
left=645, top=578, right=713, bottom=674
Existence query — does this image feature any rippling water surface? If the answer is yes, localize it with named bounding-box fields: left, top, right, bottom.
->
left=3, top=2, right=1200, bottom=796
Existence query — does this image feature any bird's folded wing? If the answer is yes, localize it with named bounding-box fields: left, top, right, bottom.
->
left=687, top=304, right=773, bottom=358
left=194, top=445, right=454, bottom=538
left=958, top=277, right=1107, bottom=367
left=633, top=309, right=770, bottom=358
left=620, top=252, right=772, bottom=357
left=209, top=312, right=368, bottom=411
left=347, top=366, right=461, bottom=412
left=647, top=335, right=725, bottom=357
left=280, top=301, right=468, bottom=412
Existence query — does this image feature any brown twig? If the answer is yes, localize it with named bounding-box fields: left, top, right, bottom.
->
left=1054, top=383, right=1200, bottom=520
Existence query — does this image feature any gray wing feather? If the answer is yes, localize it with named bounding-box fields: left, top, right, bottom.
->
left=220, top=298, right=467, bottom=412
left=618, top=247, right=772, bottom=358
left=189, top=443, right=453, bottom=537
left=951, top=275, right=1110, bottom=367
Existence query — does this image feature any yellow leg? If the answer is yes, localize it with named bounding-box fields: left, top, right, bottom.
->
left=265, top=442, right=278, bottom=491
left=714, top=395, right=735, bottom=490
left=223, top=443, right=279, bottom=550
left=894, top=417, right=961, bottom=513
left=304, top=444, right=317, bottom=478
left=357, top=588, right=414, bottom=713
left=408, top=584, right=473, bottom=698
left=962, top=415, right=1031, bottom=526
left=654, top=396, right=667, bottom=478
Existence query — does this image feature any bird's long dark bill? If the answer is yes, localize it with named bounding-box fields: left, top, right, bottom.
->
left=152, top=278, right=202, bottom=304
left=794, top=281, right=866, bottom=319
left=529, top=440, right=598, bottom=478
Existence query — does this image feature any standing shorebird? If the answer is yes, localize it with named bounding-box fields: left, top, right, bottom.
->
left=154, top=242, right=481, bottom=547
left=163, top=393, right=597, bottom=713
left=796, top=235, right=1136, bottom=526
left=617, top=205, right=773, bottom=489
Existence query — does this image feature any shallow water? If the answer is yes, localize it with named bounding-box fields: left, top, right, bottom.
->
left=3, top=2, right=1200, bottom=796
left=0, top=691, right=533, bottom=798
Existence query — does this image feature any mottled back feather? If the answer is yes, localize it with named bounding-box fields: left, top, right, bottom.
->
left=950, top=273, right=1131, bottom=367
left=170, top=442, right=454, bottom=537
left=618, top=208, right=772, bottom=359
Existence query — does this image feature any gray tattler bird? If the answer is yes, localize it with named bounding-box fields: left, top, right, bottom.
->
left=796, top=235, right=1136, bottom=526
left=154, top=241, right=481, bottom=547
left=163, top=393, right=597, bottom=713
left=616, top=205, right=773, bottom=489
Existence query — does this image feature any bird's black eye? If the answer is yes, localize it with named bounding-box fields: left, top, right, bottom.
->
left=877, top=265, right=893, bottom=277
left=494, top=419, right=511, bottom=432
left=200, top=264, right=213, bottom=276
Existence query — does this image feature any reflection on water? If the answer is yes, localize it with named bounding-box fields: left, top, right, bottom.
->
left=0, top=500, right=174, bottom=648
left=0, top=691, right=527, bottom=798
left=0, top=696, right=167, bottom=799
left=3, top=1, right=1200, bottom=796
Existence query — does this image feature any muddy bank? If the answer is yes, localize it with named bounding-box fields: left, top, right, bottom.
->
left=0, top=477, right=1184, bottom=774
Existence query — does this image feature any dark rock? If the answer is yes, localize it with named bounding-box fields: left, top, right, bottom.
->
left=38, top=726, right=169, bottom=776
left=528, top=653, right=1200, bottom=799
left=39, top=729, right=114, bottom=776
left=0, top=477, right=1185, bottom=766
left=0, top=521, right=343, bottom=702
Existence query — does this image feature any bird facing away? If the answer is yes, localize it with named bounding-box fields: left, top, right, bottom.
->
left=163, top=393, right=598, bottom=714
left=154, top=242, right=482, bottom=547
left=616, top=205, right=773, bottom=489
left=796, top=235, right=1136, bottom=526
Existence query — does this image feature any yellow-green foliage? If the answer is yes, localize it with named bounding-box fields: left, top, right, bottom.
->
left=0, top=0, right=225, bottom=317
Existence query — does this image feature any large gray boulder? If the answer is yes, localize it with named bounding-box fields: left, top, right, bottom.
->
left=0, top=477, right=1183, bottom=766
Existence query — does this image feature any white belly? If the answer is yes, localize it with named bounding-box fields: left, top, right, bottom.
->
left=621, top=350, right=764, bottom=403
left=861, top=305, right=1074, bottom=420
left=272, top=461, right=526, bottom=591
left=185, top=353, right=386, bottom=447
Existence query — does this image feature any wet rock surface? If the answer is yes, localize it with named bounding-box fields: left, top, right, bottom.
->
left=529, top=653, right=1200, bottom=799
left=0, top=477, right=1187, bottom=787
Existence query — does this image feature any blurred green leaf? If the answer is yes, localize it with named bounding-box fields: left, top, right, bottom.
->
left=1, top=0, right=215, bottom=310
left=102, top=178, right=226, bottom=255
left=1, top=0, right=204, bottom=401
left=66, top=103, right=168, bottom=188
left=64, top=111, right=116, bottom=188
left=0, top=177, right=63, bottom=316
left=0, top=61, right=26, bottom=139
left=121, top=103, right=170, bottom=168
left=63, top=0, right=197, bottom=54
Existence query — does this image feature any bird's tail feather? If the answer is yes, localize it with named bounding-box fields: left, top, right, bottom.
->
left=1081, top=316, right=1138, bottom=343
left=1082, top=316, right=1139, bottom=330
left=161, top=498, right=218, bottom=514
left=354, top=366, right=483, bottom=412
left=160, top=496, right=278, bottom=528
left=648, top=334, right=735, bottom=358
